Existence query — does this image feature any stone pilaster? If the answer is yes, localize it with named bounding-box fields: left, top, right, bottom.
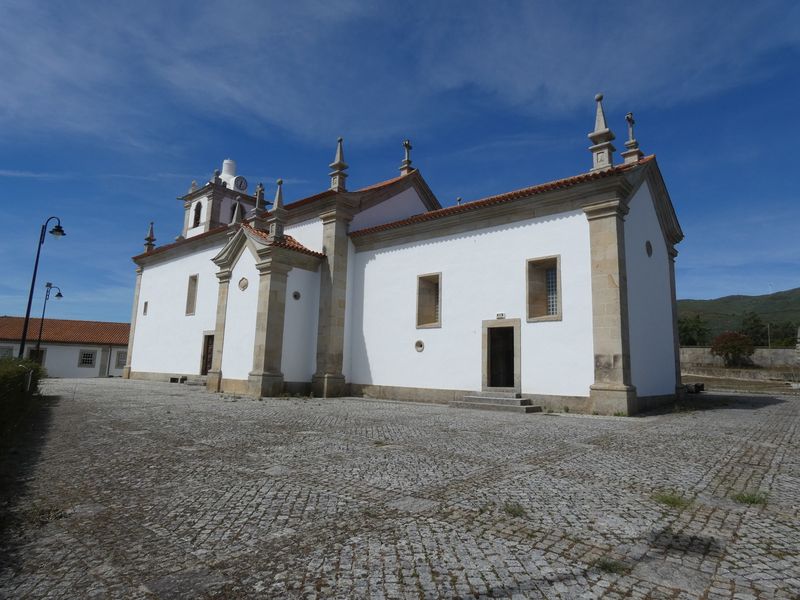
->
left=584, top=200, right=637, bottom=414
left=312, top=209, right=353, bottom=397
left=667, top=246, right=684, bottom=399
left=248, top=260, right=290, bottom=398
left=206, top=269, right=231, bottom=392
left=122, top=267, right=143, bottom=379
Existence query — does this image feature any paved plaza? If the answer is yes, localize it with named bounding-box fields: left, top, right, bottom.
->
left=1, top=379, right=798, bottom=599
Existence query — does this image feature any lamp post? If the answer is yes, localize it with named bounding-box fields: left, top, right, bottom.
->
left=18, top=217, right=66, bottom=359
left=33, top=282, right=63, bottom=363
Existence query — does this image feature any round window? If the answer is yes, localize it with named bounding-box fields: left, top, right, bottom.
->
left=414, top=340, right=425, bottom=352
left=292, top=291, right=301, bottom=300
left=238, top=277, right=249, bottom=291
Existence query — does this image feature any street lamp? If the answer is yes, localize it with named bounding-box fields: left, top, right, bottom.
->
left=33, top=282, right=63, bottom=363
left=18, top=217, right=66, bottom=359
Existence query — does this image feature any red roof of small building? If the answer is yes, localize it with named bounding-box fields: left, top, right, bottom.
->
left=350, top=157, right=653, bottom=238
left=0, top=316, right=130, bottom=346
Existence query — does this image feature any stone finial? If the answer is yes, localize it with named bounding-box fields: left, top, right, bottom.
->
left=273, top=178, right=284, bottom=209
left=456, top=197, right=462, bottom=205
left=267, top=179, right=287, bottom=241
left=248, top=182, right=266, bottom=223
left=399, top=139, right=413, bottom=175
left=212, top=169, right=222, bottom=185
left=621, top=111, right=644, bottom=165
left=189, top=180, right=198, bottom=193
left=144, top=221, right=156, bottom=253
left=587, top=93, right=616, bottom=172
left=255, top=182, right=265, bottom=209
left=329, top=137, right=348, bottom=192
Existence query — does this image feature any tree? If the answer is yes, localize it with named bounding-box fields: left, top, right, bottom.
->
left=739, top=311, right=767, bottom=347
left=678, top=315, right=710, bottom=346
left=710, top=332, right=755, bottom=367
left=769, top=321, right=798, bottom=348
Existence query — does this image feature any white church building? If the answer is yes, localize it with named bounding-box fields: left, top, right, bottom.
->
left=124, top=95, right=683, bottom=415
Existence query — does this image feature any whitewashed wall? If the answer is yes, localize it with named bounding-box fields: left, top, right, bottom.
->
left=281, top=267, right=320, bottom=382
left=624, top=182, right=676, bottom=396
left=220, top=246, right=259, bottom=381
left=285, top=218, right=324, bottom=253
left=2, top=343, right=126, bottom=377
left=131, top=244, right=224, bottom=375
left=347, top=211, right=595, bottom=396
left=350, top=187, right=427, bottom=231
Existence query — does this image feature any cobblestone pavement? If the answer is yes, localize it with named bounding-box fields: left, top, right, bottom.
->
left=1, top=379, right=798, bottom=599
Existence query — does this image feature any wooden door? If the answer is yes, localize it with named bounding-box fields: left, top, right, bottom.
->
left=201, top=335, right=214, bottom=376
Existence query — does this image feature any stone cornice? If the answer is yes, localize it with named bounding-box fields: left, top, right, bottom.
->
left=351, top=175, right=634, bottom=253
left=583, top=198, right=630, bottom=221
left=133, top=226, right=230, bottom=267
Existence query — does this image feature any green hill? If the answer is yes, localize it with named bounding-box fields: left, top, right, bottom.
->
left=677, top=287, right=800, bottom=343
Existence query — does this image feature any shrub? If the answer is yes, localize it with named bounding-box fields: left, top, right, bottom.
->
left=710, top=332, right=754, bottom=367
left=0, top=358, right=45, bottom=439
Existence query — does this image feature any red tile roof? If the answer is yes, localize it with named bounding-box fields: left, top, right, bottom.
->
left=282, top=171, right=413, bottom=209
left=0, top=316, right=129, bottom=346
left=241, top=224, right=326, bottom=258
left=284, top=189, right=337, bottom=210
left=350, top=158, right=653, bottom=238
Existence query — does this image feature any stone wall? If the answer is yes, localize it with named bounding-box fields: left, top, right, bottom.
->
left=680, top=347, right=798, bottom=368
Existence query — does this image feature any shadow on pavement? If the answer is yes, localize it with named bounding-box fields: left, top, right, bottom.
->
left=0, top=394, right=59, bottom=576
left=642, top=393, right=787, bottom=417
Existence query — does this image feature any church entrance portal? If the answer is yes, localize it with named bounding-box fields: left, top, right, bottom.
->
left=481, top=318, right=521, bottom=393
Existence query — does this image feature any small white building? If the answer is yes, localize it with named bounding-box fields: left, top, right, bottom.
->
left=0, top=316, right=130, bottom=378
left=124, top=96, right=683, bottom=414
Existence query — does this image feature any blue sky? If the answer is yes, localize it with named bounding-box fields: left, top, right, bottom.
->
left=1, top=1, right=798, bottom=323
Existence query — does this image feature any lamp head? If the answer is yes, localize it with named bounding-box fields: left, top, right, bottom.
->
left=55, top=291, right=63, bottom=299
left=49, top=224, right=65, bottom=237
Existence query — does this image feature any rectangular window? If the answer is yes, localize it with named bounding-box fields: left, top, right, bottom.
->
left=27, top=348, right=46, bottom=364
left=143, top=301, right=148, bottom=316
left=0, top=346, right=12, bottom=359
left=527, top=256, right=561, bottom=321
left=185, top=274, right=198, bottom=316
left=78, top=350, right=97, bottom=368
left=115, top=350, right=127, bottom=369
left=416, top=273, right=441, bottom=328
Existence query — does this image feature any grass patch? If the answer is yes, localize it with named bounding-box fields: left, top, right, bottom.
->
left=503, top=502, right=526, bottom=518
left=732, top=491, right=767, bottom=506
left=652, top=491, right=691, bottom=509
left=373, top=440, right=389, bottom=447
left=594, top=557, right=629, bottom=575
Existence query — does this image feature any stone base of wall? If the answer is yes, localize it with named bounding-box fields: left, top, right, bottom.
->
left=220, top=378, right=250, bottom=395
left=348, top=383, right=469, bottom=405
left=349, top=383, right=674, bottom=416
left=129, top=371, right=195, bottom=383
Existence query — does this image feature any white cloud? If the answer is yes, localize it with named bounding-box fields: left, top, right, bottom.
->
left=1, top=1, right=798, bottom=147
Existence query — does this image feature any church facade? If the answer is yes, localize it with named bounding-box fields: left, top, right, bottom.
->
left=123, top=96, right=683, bottom=415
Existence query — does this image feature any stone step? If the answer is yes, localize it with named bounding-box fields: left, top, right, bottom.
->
left=467, top=390, right=521, bottom=399
left=462, top=395, right=533, bottom=406
left=450, top=401, right=542, bottom=414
